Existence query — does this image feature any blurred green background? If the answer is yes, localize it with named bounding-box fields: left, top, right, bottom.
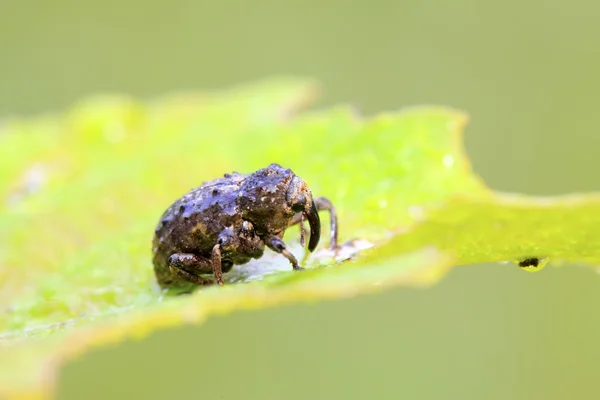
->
left=3, top=0, right=600, bottom=399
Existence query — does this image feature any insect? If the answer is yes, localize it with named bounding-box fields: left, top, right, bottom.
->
left=152, top=163, right=338, bottom=293
left=518, top=258, right=540, bottom=268
left=517, top=257, right=549, bottom=272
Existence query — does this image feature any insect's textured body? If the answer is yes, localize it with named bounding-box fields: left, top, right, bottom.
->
left=152, top=164, right=337, bottom=293
left=153, top=172, right=252, bottom=289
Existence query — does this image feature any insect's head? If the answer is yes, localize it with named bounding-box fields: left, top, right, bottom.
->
left=285, top=174, right=321, bottom=252
left=238, top=163, right=321, bottom=252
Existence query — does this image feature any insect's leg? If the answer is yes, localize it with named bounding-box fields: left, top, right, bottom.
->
left=314, top=197, right=338, bottom=249
left=211, top=244, right=224, bottom=286
left=265, top=236, right=302, bottom=270
left=168, top=253, right=214, bottom=285
left=211, top=227, right=239, bottom=286
left=288, top=196, right=338, bottom=249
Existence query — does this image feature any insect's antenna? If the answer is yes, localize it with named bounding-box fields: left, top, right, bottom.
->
left=299, top=213, right=306, bottom=248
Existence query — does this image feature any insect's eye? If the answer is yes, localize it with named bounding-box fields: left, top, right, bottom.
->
left=291, top=194, right=306, bottom=212
left=218, top=236, right=234, bottom=247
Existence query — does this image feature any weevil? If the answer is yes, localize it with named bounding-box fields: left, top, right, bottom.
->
left=152, top=163, right=338, bottom=293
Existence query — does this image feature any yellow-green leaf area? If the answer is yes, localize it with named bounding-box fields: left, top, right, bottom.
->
left=1, top=77, right=599, bottom=399
left=388, top=192, right=600, bottom=266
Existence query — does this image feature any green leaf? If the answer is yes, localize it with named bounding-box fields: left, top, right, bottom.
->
left=0, top=77, right=598, bottom=399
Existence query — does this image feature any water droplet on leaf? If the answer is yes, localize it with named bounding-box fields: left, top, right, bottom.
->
left=442, top=154, right=455, bottom=168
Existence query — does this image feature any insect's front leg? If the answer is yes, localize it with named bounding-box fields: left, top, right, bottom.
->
left=211, top=243, right=224, bottom=286
left=212, top=228, right=238, bottom=286
left=289, top=196, right=338, bottom=250
left=265, top=236, right=302, bottom=270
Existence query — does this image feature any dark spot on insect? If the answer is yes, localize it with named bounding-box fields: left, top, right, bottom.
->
left=519, top=258, right=539, bottom=268
left=212, top=189, right=219, bottom=196
left=155, top=222, right=165, bottom=234
left=178, top=205, right=185, bottom=213
left=157, top=219, right=168, bottom=230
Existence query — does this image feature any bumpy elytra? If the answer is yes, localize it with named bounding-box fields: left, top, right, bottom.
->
left=152, top=163, right=338, bottom=293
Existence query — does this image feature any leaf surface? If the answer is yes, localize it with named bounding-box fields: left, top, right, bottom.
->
left=0, top=78, right=596, bottom=399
